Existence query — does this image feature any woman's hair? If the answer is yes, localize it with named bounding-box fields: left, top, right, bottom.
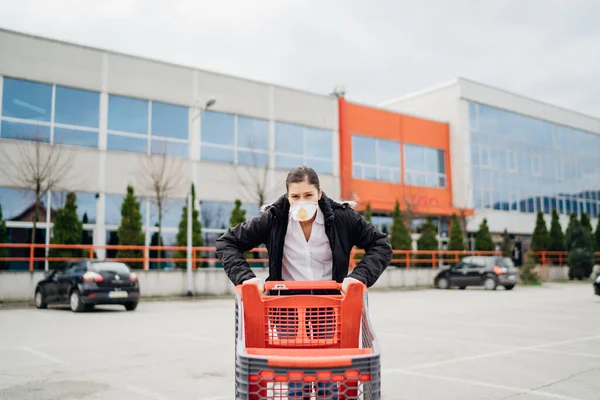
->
left=285, top=165, right=320, bottom=192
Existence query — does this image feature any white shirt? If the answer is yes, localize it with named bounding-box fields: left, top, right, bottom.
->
left=281, top=206, right=333, bottom=281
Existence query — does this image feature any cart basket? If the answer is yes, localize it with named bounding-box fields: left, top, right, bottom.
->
left=234, top=280, right=381, bottom=399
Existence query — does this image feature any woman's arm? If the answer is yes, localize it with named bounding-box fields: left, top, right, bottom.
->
left=215, top=211, right=270, bottom=286
left=347, top=211, right=393, bottom=287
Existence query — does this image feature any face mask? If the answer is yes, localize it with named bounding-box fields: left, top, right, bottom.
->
left=290, top=200, right=318, bottom=222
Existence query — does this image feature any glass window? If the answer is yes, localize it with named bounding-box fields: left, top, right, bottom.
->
left=305, top=127, right=332, bottom=159
left=149, top=198, right=186, bottom=228
left=201, top=145, right=234, bottom=164
left=54, top=128, right=98, bottom=149
left=0, top=188, right=39, bottom=221
left=51, top=191, right=97, bottom=223
left=107, top=134, right=147, bottom=154
left=0, top=121, right=50, bottom=142
left=238, top=150, right=269, bottom=168
left=201, top=110, right=234, bottom=146
left=275, top=154, right=303, bottom=170
left=377, top=139, right=401, bottom=168
left=201, top=201, right=232, bottom=229
left=104, top=194, right=125, bottom=225
left=151, top=140, right=188, bottom=158
left=1, top=77, right=52, bottom=121
left=404, top=144, right=425, bottom=170
left=151, top=101, right=188, bottom=140
left=54, top=86, right=100, bottom=128
left=238, top=116, right=268, bottom=150
left=352, top=135, right=377, bottom=165
left=309, top=159, right=333, bottom=175
left=275, top=122, right=303, bottom=155
left=108, top=94, right=148, bottom=134
left=469, top=102, right=478, bottom=131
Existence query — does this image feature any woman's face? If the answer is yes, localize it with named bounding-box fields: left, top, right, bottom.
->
left=287, top=180, right=322, bottom=205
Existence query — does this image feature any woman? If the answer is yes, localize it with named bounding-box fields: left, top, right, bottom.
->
left=216, top=165, right=392, bottom=293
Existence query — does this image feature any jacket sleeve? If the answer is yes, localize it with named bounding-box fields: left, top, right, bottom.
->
left=347, top=211, right=393, bottom=287
left=215, top=211, right=271, bottom=286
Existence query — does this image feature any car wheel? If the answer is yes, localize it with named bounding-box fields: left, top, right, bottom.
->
left=437, top=277, right=449, bottom=289
left=459, top=286, right=466, bottom=290
left=125, top=302, right=138, bottom=311
left=35, top=289, right=47, bottom=309
left=484, top=277, right=498, bottom=291
left=70, top=290, right=85, bottom=313
left=504, top=285, right=515, bottom=290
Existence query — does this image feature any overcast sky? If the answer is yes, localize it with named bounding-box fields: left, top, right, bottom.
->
left=1, top=0, right=599, bottom=117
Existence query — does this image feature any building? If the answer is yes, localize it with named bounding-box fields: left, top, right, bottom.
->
left=381, top=78, right=600, bottom=247
left=0, top=28, right=340, bottom=269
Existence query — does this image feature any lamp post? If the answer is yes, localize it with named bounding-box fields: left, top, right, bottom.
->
left=186, top=97, right=216, bottom=297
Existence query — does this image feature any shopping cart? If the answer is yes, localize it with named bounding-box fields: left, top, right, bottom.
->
left=234, top=280, right=381, bottom=399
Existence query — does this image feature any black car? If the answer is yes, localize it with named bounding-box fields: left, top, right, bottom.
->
left=35, top=260, right=140, bottom=312
left=434, top=256, right=518, bottom=290
left=594, top=275, right=600, bottom=296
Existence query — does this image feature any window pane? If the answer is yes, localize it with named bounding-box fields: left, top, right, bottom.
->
left=404, top=144, right=424, bottom=170
left=305, top=127, right=332, bottom=159
left=377, top=139, right=401, bottom=168
left=309, top=158, right=333, bottom=175
left=1, top=77, right=52, bottom=121
left=150, top=198, right=186, bottom=228
left=352, top=135, right=376, bottom=165
left=54, top=86, right=100, bottom=128
left=0, top=188, right=38, bottom=221
left=54, top=128, right=98, bottom=149
left=392, top=170, right=401, bottom=183
left=51, top=191, right=97, bottom=223
left=238, top=116, right=268, bottom=150
left=201, top=201, right=232, bottom=229
left=201, top=110, right=234, bottom=146
left=151, top=101, right=188, bottom=140
left=426, top=173, right=439, bottom=188
left=275, top=122, right=303, bottom=155
left=0, top=121, right=50, bottom=142
left=151, top=140, right=188, bottom=158
left=105, top=194, right=125, bottom=225
left=437, top=150, right=446, bottom=174
left=275, top=154, right=303, bottom=170
left=364, top=166, right=377, bottom=181
left=108, top=94, right=148, bottom=134
left=107, top=134, right=147, bottom=153
left=353, top=165, right=362, bottom=179
left=201, top=145, right=235, bottom=164
left=238, top=150, right=269, bottom=167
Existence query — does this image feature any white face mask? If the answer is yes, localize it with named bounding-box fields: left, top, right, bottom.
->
left=290, top=200, right=318, bottom=222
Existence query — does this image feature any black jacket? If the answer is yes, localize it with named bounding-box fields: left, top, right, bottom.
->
left=215, top=193, right=392, bottom=287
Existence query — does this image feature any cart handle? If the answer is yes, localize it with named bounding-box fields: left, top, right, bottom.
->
left=263, top=280, right=343, bottom=292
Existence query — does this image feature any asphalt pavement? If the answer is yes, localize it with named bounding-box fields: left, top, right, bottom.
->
left=1, top=282, right=599, bottom=399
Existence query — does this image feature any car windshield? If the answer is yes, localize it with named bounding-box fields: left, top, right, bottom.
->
left=90, top=262, right=130, bottom=274
left=497, top=257, right=515, bottom=268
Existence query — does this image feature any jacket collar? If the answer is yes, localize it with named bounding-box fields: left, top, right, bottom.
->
left=261, top=192, right=356, bottom=222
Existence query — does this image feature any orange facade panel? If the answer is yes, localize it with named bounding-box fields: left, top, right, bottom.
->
left=339, top=97, right=463, bottom=216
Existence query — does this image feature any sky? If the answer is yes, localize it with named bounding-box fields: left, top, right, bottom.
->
left=0, top=0, right=599, bottom=117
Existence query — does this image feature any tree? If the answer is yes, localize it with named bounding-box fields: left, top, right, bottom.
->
left=230, top=199, right=247, bottom=227
left=547, top=209, right=565, bottom=254
left=565, top=213, right=578, bottom=251
left=580, top=213, right=593, bottom=244
left=233, top=144, right=273, bottom=208
left=116, top=185, right=144, bottom=268
left=416, top=217, right=438, bottom=267
left=474, top=218, right=494, bottom=251
left=520, top=251, right=541, bottom=285
left=500, top=229, right=513, bottom=258
left=49, top=192, right=83, bottom=261
left=530, top=211, right=549, bottom=255
left=567, top=221, right=594, bottom=280
left=363, top=203, right=372, bottom=223
left=174, top=184, right=204, bottom=269
left=389, top=200, right=412, bottom=268
left=0, top=138, right=73, bottom=245
left=136, top=152, right=184, bottom=264
left=0, top=203, right=8, bottom=270
left=447, top=213, right=465, bottom=251
left=595, top=220, right=600, bottom=252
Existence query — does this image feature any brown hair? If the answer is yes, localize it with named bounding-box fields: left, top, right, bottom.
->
left=285, top=165, right=321, bottom=192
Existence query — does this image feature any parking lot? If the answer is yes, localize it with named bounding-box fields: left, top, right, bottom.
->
left=1, top=283, right=599, bottom=400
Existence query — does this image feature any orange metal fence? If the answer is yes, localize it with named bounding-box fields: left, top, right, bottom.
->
left=350, top=249, right=502, bottom=269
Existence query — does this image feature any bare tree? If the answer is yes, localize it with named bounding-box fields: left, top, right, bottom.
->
left=135, top=148, right=185, bottom=261
left=232, top=143, right=276, bottom=208
left=0, top=138, right=73, bottom=244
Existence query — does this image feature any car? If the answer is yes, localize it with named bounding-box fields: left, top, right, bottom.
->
left=34, top=260, right=140, bottom=312
left=594, top=275, right=600, bottom=296
left=434, top=256, right=518, bottom=291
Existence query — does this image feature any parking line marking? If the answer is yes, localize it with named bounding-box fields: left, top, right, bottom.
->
left=383, top=370, right=586, bottom=400
left=125, top=385, right=168, bottom=400
left=19, top=347, right=65, bottom=365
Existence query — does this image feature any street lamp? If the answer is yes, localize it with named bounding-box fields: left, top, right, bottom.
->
left=186, top=97, right=216, bottom=297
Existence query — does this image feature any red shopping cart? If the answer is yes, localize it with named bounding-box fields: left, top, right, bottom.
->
left=234, top=280, right=381, bottom=399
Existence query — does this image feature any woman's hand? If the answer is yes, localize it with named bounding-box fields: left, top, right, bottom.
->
left=341, top=277, right=361, bottom=294
left=242, top=277, right=265, bottom=294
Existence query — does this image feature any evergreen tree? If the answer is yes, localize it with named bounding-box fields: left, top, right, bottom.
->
left=565, top=213, right=578, bottom=251
left=174, top=184, right=204, bottom=269
left=230, top=199, right=247, bottom=227
left=547, top=209, right=565, bottom=253
left=363, top=203, right=372, bottom=223
left=500, top=229, right=513, bottom=258
left=580, top=213, right=593, bottom=244
left=595, top=221, right=600, bottom=252
left=381, top=225, right=388, bottom=236
left=474, top=218, right=494, bottom=251
left=530, top=211, right=549, bottom=256
left=389, top=199, right=411, bottom=267
left=49, top=192, right=83, bottom=262
left=416, top=217, right=438, bottom=267
left=116, top=185, right=144, bottom=268
left=0, top=203, right=8, bottom=270
left=447, top=213, right=465, bottom=251
left=567, top=221, right=594, bottom=280
left=520, top=251, right=540, bottom=285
